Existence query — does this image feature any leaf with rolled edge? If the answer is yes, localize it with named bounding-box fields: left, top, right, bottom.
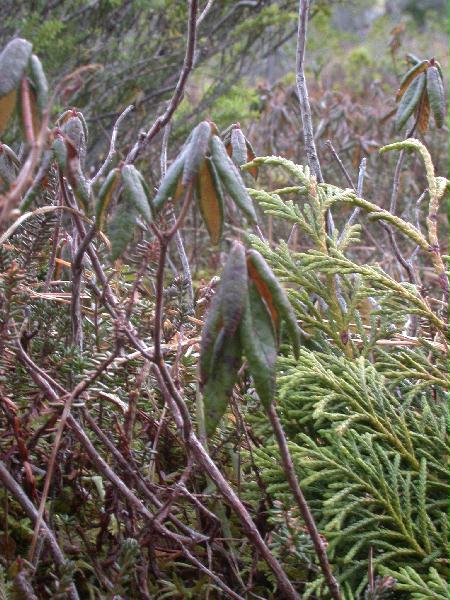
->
left=406, top=53, right=421, bottom=66
left=153, top=147, right=187, bottom=210
left=221, top=241, right=248, bottom=336
left=417, top=91, right=430, bottom=134
left=210, top=135, right=258, bottom=224
left=246, top=257, right=279, bottom=335
left=203, top=329, right=242, bottom=436
left=395, top=72, right=426, bottom=131
left=70, top=170, right=91, bottom=213
left=230, top=127, right=248, bottom=166
left=240, top=281, right=277, bottom=409
left=0, top=38, right=32, bottom=97
left=396, top=60, right=429, bottom=101
left=247, top=249, right=300, bottom=359
left=96, top=168, right=120, bottom=230
left=52, top=135, right=67, bottom=170
left=197, top=158, right=224, bottom=245
left=121, top=164, right=152, bottom=224
left=182, top=121, right=211, bottom=186
left=199, top=288, right=224, bottom=387
left=0, top=89, right=17, bottom=134
left=62, top=116, right=87, bottom=166
left=426, top=66, right=445, bottom=128
left=28, top=54, right=48, bottom=113
left=108, top=202, right=137, bottom=261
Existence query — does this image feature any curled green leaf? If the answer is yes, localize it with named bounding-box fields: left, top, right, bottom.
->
left=95, top=167, right=120, bottom=230
left=121, top=164, right=152, bottom=224
left=426, top=66, right=445, bottom=128
left=210, top=135, right=257, bottom=224
left=153, top=147, right=187, bottom=210
left=28, top=54, right=48, bottom=114
left=395, top=72, right=426, bottom=131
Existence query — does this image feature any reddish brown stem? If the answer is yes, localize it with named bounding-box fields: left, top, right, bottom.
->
left=266, top=402, right=341, bottom=600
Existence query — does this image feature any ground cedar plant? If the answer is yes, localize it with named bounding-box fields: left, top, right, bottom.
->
left=0, top=2, right=448, bottom=599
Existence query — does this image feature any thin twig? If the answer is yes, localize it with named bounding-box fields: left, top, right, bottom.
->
left=90, top=104, right=134, bottom=185
left=125, top=0, right=199, bottom=164
left=266, top=402, right=342, bottom=600
left=28, top=348, right=119, bottom=562
left=0, top=461, right=80, bottom=600
left=295, top=0, right=322, bottom=184
left=161, top=124, right=195, bottom=312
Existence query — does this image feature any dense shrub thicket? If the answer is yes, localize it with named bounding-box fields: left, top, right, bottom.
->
left=0, top=2, right=448, bottom=599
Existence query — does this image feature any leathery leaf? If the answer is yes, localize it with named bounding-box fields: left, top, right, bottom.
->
left=0, top=38, right=32, bottom=97
left=396, top=59, right=429, bottom=101
left=221, top=241, right=248, bottom=336
left=395, top=73, right=426, bottom=131
left=240, top=281, right=277, bottom=409
left=247, top=249, right=300, bottom=358
left=230, top=127, right=248, bottom=167
left=121, top=164, right=152, bottom=224
left=197, top=158, right=224, bottom=245
left=426, top=66, right=445, bottom=128
left=108, top=201, right=137, bottom=261
left=28, top=54, right=48, bottom=114
left=153, top=147, right=187, bottom=210
left=95, top=167, right=120, bottom=230
left=203, top=329, right=242, bottom=437
left=210, top=135, right=257, bottom=224
left=182, top=121, right=211, bottom=185
left=199, top=287, right=224, bottom=387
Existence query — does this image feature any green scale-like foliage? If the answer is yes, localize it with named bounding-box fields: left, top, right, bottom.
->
left=241, top=146, right=448, bottom=599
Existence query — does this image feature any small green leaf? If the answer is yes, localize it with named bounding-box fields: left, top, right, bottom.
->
left=95, top=167, right=120, bottom=230
left=0, top=38, right=32, bottom=97
left=210, top=135, right=258, bottom=224
left=426, top=66, right=445, bottom=128
left=121, top=164, right=152, bottom=224
left=28, top=54, right=48, bottom=113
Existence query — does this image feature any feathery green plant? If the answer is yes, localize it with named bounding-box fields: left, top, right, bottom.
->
left=241, top=145, right=448, bottom=598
